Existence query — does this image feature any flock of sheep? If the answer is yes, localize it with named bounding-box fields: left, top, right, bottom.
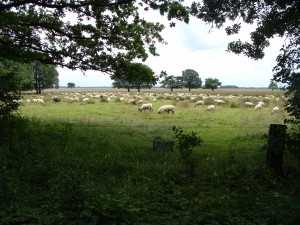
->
left=18, top=90, right=284, bottom=115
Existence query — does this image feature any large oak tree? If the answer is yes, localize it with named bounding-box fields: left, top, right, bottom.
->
left=0, top=0, right=189, bottom=74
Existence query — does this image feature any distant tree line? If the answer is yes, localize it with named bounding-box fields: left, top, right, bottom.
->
left=159, top=69, right=222, bottom=92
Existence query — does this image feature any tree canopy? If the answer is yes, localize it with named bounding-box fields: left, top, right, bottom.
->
left=159, top=71, right=182, bottom=92
left=31, top=61, right=59, bottom=94
left=67, top=82, right=76, bottom=88
left=268, top=82, right=279, bottom=91
left=182, top=69, right=202, bottom=91
left=0, top=60, right=33, bottom=116
left=0, top=0, right=189, bottom=74
left=204, top=78, right=222, bottom=91
left=111, top=62, right=157, bottom=92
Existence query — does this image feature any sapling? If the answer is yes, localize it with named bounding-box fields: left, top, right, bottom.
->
left=172, top=126, right=203, bottom=177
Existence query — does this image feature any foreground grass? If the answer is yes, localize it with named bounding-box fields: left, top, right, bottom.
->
left=1, top=115, right=300, bottom=225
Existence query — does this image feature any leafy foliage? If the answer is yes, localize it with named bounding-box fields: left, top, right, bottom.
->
left=204, top=78, right=222, bottom=91
left=0, top=60, right=33, bottom=116
left=181, top=69, right=202, bottom=91
left=111, top=62, right=157, bottom=92
left=172, top=126, right=203, bottom=178
left=268, top=81, right=279, bottom=90
left=31, top=61, right=59, bottom=94
left=0, top=0, right=190, bottom=74
left=159, top=71, right=182, bottom=92
left=67, top=82, right=76, bottom=88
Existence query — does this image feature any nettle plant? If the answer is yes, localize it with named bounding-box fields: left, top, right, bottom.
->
left=172, top=126, right=203, bottom=177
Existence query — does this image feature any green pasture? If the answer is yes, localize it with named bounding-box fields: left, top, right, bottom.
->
left=2, top=88, right=299, bottom=225
left=19, top=88, right=286, bottom=152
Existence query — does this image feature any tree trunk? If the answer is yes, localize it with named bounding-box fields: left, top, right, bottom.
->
left=266, top=124, right=287, bottom=177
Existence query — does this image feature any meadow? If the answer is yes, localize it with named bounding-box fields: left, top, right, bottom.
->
left=1, top=88, right=300, bottom=225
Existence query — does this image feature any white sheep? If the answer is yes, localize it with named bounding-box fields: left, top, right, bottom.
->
left=138, top=103, right=153, bottom=112
left=82, top=98, right=89, bottom=102
left=254, top=103, right=262, bottom=110
left=214, top=99, right=226, bottom=104
left=194, top=100, right=205, bottom=107
left=157, top=105, right=175, bottom=114
left=271, top=106, right=280, bottom=114
left=35, top=99, right=44, bottom=104
left=244, top=102, right=254, bottom=107
left=128, top=99, right=136, bottom=104
left=137, top=99, right=144, bottom=105
left=206, top=105, right=215, bottom=112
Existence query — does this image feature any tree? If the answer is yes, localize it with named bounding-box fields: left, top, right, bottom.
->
left=190, top=0, right=300, bottom=122
left=204, top=78, right=222, bottom=91
left=268, top=82, right=279, bottom=91
left=111, top=62, right=157, bottom=92
left=67, top=83, right=76, bottom=88
left=159, top=71, right=182, bottom=92
left=0, top=60, right=33, bottom=116
left=31, top=61, right=59, bottom=94
left=182, top=69, right=202, bottom=91
left=112, top=77, right=133, bottom=92
left=0, top=1, right=190, bottom=75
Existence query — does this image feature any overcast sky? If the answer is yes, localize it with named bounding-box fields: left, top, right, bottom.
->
left=58, top=9, right=283, bottom=88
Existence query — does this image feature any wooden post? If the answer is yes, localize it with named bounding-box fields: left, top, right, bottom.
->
left=153, top=141, right=173, bottom=152
left=266, top=124, right=287, bottom=177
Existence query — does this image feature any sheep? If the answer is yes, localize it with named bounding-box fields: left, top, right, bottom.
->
left=254, top=103, right=262, bottom=110
left=82, top=98, right=89, bottom=102
left=127, top=99, right=136, bottom=104
left=206, top=105, right=215, bottom=112
left=157, top=105, right=175, bottom=114
left=214, top=99, right=226, bottom=104
left=53, top=96, right=61, bottom=103
left=244, top=102, right=254, bottom=107
left=271, top=106, right=280, bottom=114
left=35, top=99, right=44, bottom=104
left=194, top=100, right=205, bottom=107
left=137, top=99, right=144, bottom=105
left=138, top=103, right=153, bottom=112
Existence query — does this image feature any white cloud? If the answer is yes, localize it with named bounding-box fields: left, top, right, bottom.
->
left=58, top=12, right=283, bottom=88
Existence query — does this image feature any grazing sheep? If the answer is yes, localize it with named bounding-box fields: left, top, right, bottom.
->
left=137, top=99, right=144, bottom=105
left=271, top=106, right=280, bottom=114
left=258, top=101, right=265, bottom=107
left=214, top=99, right=226, bottom=104
left=244, top=102, right=254, bottom=107
left=138, top=103, right=153, bottom=112
left=53, top=96, right=61, bottom=103
left=206, top=105, right=215, bottom=112
left=82, top=98, right=89, bottom=102
left=194, top=100, right=205, bottom=107
left=158, top=105, right=175, bottom=114
left=33, top=98, right=44, bottom=104
left=128, top=99, right=136, bottom=104
left=254, top=103, right=262, bottom=110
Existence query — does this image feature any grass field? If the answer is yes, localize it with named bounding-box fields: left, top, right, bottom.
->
left=2, top=88, right=300, bottom=225
left=20, top=88, right=286, bottom=152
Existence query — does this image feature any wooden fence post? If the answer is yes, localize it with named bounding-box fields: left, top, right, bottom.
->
left=153, top=141, right=174, bottom=152
left=266, top=124, right=287, bottom=177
